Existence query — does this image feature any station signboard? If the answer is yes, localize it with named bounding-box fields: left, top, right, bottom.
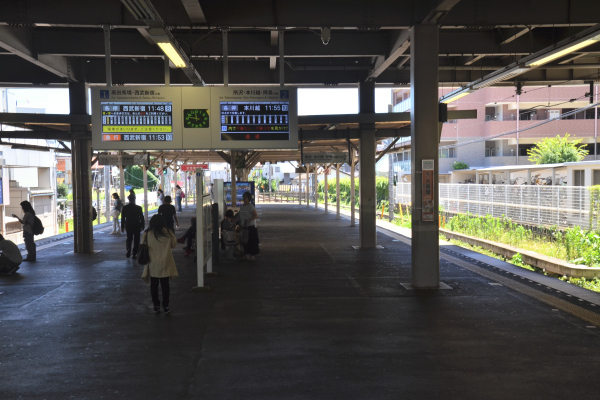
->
left=211, top=87, right=298, bottom=150
left=91, top=86, right=183, bottom=150
left=92, top=86, right=298, bottom=151
left=302, top=152, right=349, bottom=164
left=181, top=164, right=209, bottom=171
left=98, top=153, right=150, bottom=166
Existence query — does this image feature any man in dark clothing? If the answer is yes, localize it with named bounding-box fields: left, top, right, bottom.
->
left=121, top=195, right=145, bottom=259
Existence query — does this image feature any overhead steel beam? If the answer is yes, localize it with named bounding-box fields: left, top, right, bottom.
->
left=0, top=113, right=91, bottom=125
left=499, top=26, right=533, bottom=45
left=299, top=110, right=475, bottom=126
left=181, top=0, right=207, bottom=24
left=0, top=26, right=73, bottom=80
left=422, top=0, right=462, bottom=24
left=0, top=130, right=82, bottom=141
left=367, top=29, right=410, bottom=80
left=0, top=141, right=72, bottom=153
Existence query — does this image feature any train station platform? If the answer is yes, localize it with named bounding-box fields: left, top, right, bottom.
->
left=2, top=203, right=600, bottom=399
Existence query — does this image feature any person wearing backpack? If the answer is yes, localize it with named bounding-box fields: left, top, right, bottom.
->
left=110, top=193, right=123, bottom=234
left=13, top=200, right=37, bottom=262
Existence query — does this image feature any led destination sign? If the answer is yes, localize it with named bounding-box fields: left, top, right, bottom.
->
left=220, top=101, right=290, bottom=141
left=101, top=101, right=173, bottom=142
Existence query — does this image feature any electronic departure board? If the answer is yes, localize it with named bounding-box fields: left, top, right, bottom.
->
left=220, top=101, right=290, bottom=141
left=101, top=102, right=173, bottom=142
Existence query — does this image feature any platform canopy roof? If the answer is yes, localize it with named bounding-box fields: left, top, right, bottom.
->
left=0, top=0, right=598, bottom=88
left=0, top=0, right=598, bottom=163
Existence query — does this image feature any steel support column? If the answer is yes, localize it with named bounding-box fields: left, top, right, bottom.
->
left=70, top=81, right=93, bottom=254
left=230, top=151, right=237, bottom=208
left=410, top=24, right=440, bottom=288
left=358, top=81, right=377, bottom=248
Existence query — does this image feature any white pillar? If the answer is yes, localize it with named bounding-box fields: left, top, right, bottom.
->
left=184, top=169, right=188, bottom=208
left=143, top=165, right=148, bottom=221
left=306, top=167, right=310, bottom=207
left=314, top=165, right=318, bottom=210
left=299, top=168, right=302, bottom=204
left=350, top=155, right=356, bottom=227
left=336, top=163, right=340, bottom=220
left=119, top=162, right=125, bottom=203
left=324, top=168, right=328, bottom=213
left=104, top=165, right=110, bottom=221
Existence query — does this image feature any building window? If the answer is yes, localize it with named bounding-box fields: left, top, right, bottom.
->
left=574, top=170, right=585, bottom=186
left=274, top=167, right=280, bottom=173
left=518, top=144, right=535, bottom=156
left=593, top=170, right=600, bottom=186
left=439, top=148, right=455, bottom=158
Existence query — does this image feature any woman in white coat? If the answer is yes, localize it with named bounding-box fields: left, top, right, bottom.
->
left=141, top=214, right=178, bottom=314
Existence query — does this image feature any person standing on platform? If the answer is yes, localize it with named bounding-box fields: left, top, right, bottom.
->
left=129, top=188, right=136, bottom=202
left=175, top=185, right=183, bottom=212
left=0, top=234, right=23, bottom=273
left=121, top=194, right=145, bottom=259
left=157, top=188, right=164, bottom=206
left=141, top=214, right=178, bottom=314
left=12, top=200, right=37, bottom=262
left=158, top=196, right=179, bottom=233
left=110, top=193, right=123, bottom=234
left=239, top=191, right=259, bottom=261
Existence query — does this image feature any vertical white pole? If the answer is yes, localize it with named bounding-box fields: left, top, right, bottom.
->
left=350, top=154, right=356, bottom=227
left=324, top=168, right=328, bottom=213
left=184, top=169, right=188, bottom=209
left=299, top=168, right=302, bottom=205
left=306, top=167, right=310, bottom=207
left=196, top=171, right=204, bottom=288
left=143, top=165, right=148, bottom=221
left=314, top=165, right=318, bottom=210
left=336, top=163, right=340, bottom=220
left=104, top=166, right=110, bottom=221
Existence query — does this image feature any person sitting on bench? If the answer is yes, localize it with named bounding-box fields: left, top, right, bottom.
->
left=0, top=234, right=23, bottom=274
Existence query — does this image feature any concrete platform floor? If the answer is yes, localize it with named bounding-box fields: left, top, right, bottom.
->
left=1, top=203, right=600, bottom=400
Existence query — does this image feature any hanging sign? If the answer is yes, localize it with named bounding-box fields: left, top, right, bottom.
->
left=421, top=159, right=435, bottom=222
left=181, top=164, right=209, bottom=171
left=98, top=153, right=150, bottom=166
left=302, top=152, right=349, bottom=164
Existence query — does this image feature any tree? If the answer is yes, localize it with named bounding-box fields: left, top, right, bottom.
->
left=57, top=183, right=69, bottom=198
left=124, top=165, right=159, bottom=190
left=527, top=134, right=589, bottom=164
left=452, top=161, right=469, bottom=170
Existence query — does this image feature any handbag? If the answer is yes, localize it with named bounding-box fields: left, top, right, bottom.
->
left=111, top=209, right=120, bottom=218
left=137, top=233, right=150, bottom=265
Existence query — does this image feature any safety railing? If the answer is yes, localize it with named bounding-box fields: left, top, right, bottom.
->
left=395, top=183, right=593, bottom=230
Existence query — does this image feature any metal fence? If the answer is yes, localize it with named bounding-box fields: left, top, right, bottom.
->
left=395, top=183, right=593, bottom=230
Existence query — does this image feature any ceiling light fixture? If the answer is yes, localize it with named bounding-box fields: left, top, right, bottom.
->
left=148, top=28, right=190, bottom=68
left=440, top=88, right=474, bottom=104
left=472, top=68, right=530, bottom=89
left=525, top=24, right=600, bottom=67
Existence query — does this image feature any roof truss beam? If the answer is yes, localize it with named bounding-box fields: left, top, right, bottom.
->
left=0, top=26, right=73, bottom=80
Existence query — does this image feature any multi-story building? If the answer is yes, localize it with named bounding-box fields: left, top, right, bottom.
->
left=391, top=85, right=599, bottom=184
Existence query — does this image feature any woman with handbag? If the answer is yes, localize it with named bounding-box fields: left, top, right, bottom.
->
left=110, top=193, right=123, bottom=234
left=140, top=214, right=178, bottom=314
left=239, top=191, right=259, bottom=261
